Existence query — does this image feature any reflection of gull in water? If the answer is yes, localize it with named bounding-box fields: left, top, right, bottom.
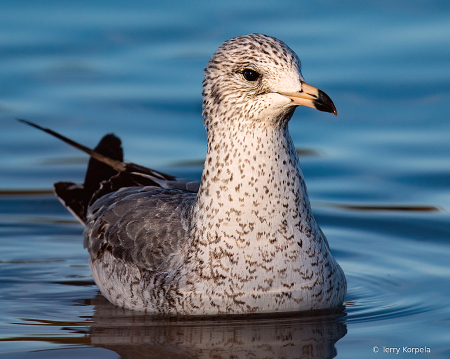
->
left=21, top=33, right=346, bottom=315
left=89, top=294, right=347, bottom=359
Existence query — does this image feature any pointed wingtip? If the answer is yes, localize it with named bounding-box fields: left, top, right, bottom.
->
left=18, top=118, right=127, bottom=173
left=18, top=118, right=40, bottom=128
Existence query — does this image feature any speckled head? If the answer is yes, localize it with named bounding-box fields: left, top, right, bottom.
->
left=202, top=33, right=337, bottom=132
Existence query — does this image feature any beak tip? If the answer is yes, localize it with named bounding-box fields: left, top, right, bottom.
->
left=332, top=105, right=338, bottom=116
left=316, top=89, right=337, bottom=117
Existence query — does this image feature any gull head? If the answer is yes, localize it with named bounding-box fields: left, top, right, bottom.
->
left=202, top=33, right=337, bottom=130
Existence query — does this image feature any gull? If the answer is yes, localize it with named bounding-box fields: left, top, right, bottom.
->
left=21, top=33, right=346, bottom=315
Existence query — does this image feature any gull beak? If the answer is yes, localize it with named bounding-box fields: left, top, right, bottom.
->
left=279, top=82, right=337, bottom=116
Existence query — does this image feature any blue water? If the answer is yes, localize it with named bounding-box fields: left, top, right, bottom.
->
left=1, top=1, right=450, bottom=358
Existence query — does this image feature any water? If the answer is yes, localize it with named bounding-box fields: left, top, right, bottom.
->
left=1, top=1, right=450, bottom=358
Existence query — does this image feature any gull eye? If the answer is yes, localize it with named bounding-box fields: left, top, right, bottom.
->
left=242, top=68, right=260, bottom=82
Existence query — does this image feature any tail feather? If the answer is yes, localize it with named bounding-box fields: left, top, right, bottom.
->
left=54, top=181, right=87, bottom=223
left=53, top=133, right=124, bottom=223
left=83, top=134, right=123, bottom=206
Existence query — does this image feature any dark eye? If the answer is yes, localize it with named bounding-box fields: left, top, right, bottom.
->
left=242, top=68, right=260, bottom=82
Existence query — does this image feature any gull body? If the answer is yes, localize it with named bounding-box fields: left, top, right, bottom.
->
left=24, top=34, right=346, bottom=315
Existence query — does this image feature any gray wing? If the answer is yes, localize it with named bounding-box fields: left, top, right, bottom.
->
left=84, top=186, right=196, bottom=273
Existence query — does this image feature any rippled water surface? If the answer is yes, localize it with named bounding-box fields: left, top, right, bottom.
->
left=1, top=1, right=450, bottom=358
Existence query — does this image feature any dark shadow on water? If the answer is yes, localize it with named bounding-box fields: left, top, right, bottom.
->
left=85, top=294, right=347, bottom=359
left=168, top=148, right=320, bottom=168
left=1, top=293, right=347, bottom=359
left=0, top=189, right=54, bottom=196
left=314, top=201, right=442, bottom=213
